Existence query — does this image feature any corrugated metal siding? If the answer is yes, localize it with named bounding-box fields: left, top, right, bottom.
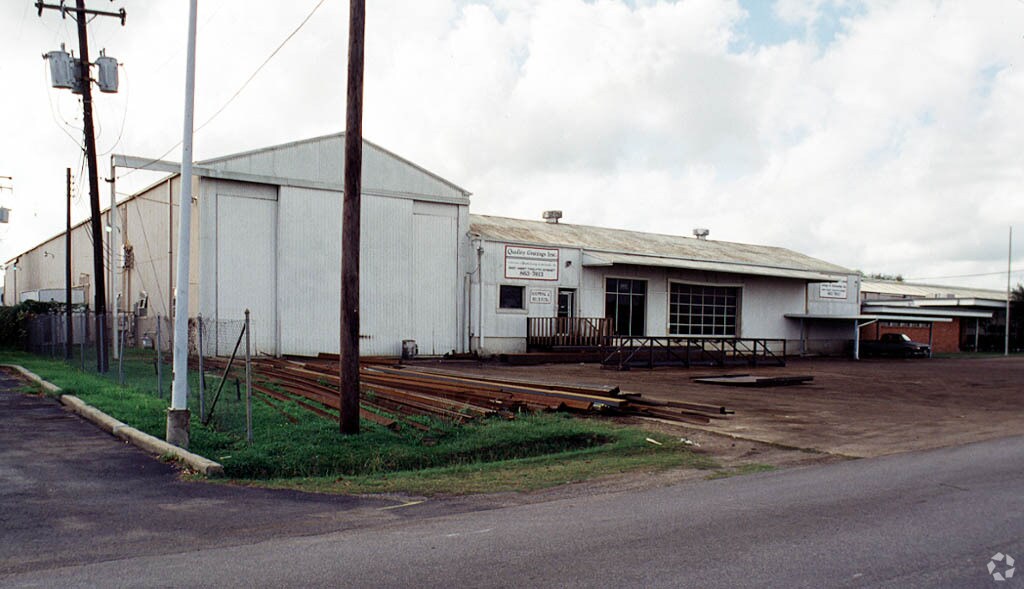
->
left=361, top=196, right=415, bottom=355
left=216, top=192, right=277, bottom=355
left=278, top=187, right=428, bottom=357
left=412, top=209, right=458, bottom=355
left=277, top=186, right=340, bottom=356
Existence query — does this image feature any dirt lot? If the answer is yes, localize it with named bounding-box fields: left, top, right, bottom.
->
left=430, top=355, right=1024, bottom=459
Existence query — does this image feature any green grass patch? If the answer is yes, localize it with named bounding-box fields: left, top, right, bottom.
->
left=0, top=350, right=717, bottom=494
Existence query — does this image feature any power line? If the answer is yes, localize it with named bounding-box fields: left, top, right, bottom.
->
left=117, top=0, right=328, bottom=180
left=98, top=63, right=130, bottom=156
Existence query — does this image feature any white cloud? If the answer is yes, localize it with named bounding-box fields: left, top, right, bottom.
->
left=1, top=0, right=1022, bottom=290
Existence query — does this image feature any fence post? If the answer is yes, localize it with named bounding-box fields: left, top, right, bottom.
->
left=156, top=315, right=163, bottom=398
left=80, top=312, right=85, bottom=371
left=198, top=313, right=205, bottom=423
left=118, top=315, right=125, bottom=385
left=244, top=309, right=253, bottom=446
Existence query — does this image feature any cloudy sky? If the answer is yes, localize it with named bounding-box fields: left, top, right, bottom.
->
left=1, top=0, right=1022, bottom=290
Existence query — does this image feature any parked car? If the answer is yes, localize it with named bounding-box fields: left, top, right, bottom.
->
left=860, top=333, right=931, bottom=358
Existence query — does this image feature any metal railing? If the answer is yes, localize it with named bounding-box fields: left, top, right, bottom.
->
left=602, top=336, right=787, bottom=369
left=526, top=317, right=613, bottom=349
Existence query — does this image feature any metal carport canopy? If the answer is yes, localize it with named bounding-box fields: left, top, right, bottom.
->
left=582, top=251, right=845, bottom=282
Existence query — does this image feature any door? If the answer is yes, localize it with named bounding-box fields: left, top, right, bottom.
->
left=605, top=278, right=646, bottom=336
left=557, top=288, right=576, bottom=318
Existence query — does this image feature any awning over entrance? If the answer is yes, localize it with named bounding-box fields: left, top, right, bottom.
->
left=582, top=251, right=845, bottom=282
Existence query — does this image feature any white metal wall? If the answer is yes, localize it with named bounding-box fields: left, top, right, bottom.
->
left=412, top=202, right=459, bottom=355
left=275, top=186, right=461, bottom=357
left=474, top=239, right=819, bottom=353
left=214, top=189, right=278, bottom=355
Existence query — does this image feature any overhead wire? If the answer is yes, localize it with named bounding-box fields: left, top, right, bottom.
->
left=98, top=63, right=130, bottom=156
left=117, top=0, right=329, bottom=179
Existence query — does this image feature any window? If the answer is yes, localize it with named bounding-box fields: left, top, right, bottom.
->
left=498, top=284, right=525, bottom=310
left=669, top=283, right=739, bottom=336
left=605, top=278, right=647, bottom=336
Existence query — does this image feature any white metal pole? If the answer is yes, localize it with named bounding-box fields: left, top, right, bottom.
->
left=168, top=0, right=198, bottom=446
left=1007, top=226, right=1013, bottom=357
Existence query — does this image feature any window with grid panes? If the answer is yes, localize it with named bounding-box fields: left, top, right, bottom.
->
left=668, top=283, right=739, bottom=336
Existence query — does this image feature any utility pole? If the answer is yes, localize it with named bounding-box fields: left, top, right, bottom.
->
left=1007, top=226, right=1013, bottom=357
left=340, top=0, right=365, bottom=435
left=66, top=167, right=73, bottom=361
left=37, top=0, right=126, bottom=373
left=168, top=0, right=198, bottom=449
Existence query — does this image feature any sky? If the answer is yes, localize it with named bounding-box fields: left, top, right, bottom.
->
left=1, top=0, right=1022, bottom=291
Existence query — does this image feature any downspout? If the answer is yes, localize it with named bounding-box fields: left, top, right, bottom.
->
left=854, top=318, right=877, bottom=360
left=477, top=239, right=485, bottom=354
left=974, top=317, right=980, bottom=352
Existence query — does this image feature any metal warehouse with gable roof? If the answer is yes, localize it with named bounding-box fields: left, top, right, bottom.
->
left=5, top=133, right=863, bottom=359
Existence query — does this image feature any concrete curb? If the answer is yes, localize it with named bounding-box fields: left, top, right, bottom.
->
left=3, top=364, right=225, bottom=477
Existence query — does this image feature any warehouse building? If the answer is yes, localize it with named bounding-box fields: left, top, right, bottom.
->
left=4, top=134, right=471, bottom=357
left=4, top=133, right=862, bottom=358
left=468, top=214, right=860, bottom=356
left=859, top=279, right=1006, bottom=353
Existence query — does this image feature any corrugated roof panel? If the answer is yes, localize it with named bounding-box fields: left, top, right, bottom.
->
left=861, top=279, right=1007, bottom=301
left=584, top=251, right=844, bottom=281
left=471, top=215, right=853, bottom=277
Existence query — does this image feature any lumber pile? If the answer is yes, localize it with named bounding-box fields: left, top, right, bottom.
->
left=198, top=355, right=732, bottom=429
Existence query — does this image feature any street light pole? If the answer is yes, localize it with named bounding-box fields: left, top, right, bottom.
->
left=167, top=0, right=198, bottom=449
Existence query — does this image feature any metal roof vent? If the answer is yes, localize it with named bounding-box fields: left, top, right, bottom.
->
left=543, top=210, right=563, bottom=224
left=693, top=228, right=709, bottom=240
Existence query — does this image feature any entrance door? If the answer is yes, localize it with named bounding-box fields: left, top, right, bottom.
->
left=557, top=289, right=576, bottom=318
left=605, top=278, right=646, bottom=336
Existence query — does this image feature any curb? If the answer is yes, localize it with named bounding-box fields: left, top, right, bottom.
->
left=4, top=364, right=225, bottom=477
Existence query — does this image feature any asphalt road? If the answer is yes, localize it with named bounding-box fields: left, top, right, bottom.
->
left=2, top=376, right=1022, bottom=588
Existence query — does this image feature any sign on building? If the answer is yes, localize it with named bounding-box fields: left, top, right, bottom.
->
left=529, top=288, right=554, bottom=305
left=504, top=245, right=559, bottom=281
left=819, top=280, right=848, bottom=299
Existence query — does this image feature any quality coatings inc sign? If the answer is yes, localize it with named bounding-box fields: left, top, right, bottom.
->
left=504, top=245, right=559, bottom=281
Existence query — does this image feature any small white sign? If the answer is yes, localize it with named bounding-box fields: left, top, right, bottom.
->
left=530, top=288, right=554, bottom=305
left=819, top=280, right=848, bottom=299
left=504, top=245, right=559, bottom=281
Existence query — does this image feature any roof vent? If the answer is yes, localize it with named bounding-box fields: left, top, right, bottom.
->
left=693, top=228, right=709, bottom=240
left=542, top=210, right=562, bottom=224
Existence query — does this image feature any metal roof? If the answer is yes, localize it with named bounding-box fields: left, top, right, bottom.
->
left=471, top=215, right=853, bottom=281
left=198, top=132, right=472, bottom=198
left=785, top=313, right=877, bottom=321
left=860, top=279, right=1007, bottom=302
left=860, top=305, right=993, bottom=319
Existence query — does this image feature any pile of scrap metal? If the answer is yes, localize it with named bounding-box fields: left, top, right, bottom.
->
left=199, top=355, right=732, bottom=430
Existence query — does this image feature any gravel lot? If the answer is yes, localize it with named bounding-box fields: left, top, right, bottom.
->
left=431, top=355, right=1024, bottom=458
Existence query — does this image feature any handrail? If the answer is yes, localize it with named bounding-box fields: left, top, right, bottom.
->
left=601, top=336, right=787, bottom=369
left=527, top=317, right=613, bottom=349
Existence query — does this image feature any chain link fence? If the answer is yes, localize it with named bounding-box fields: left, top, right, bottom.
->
left=21, top=307, right=258, bottom=444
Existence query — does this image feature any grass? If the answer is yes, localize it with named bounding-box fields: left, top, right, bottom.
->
left=0, top=349, right=718, bottom=495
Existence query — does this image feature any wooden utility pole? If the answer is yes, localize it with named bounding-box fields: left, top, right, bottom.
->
left=340, top=0, right=365, bottom=435
left=75, top=0, right=108, bottom=372
left=65, top=167, right=73, bottom=361
left=37, top=0, right=126, bottom=372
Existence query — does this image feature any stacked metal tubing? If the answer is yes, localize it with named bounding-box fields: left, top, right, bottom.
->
left=197, top=356, right=733, bottom=430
